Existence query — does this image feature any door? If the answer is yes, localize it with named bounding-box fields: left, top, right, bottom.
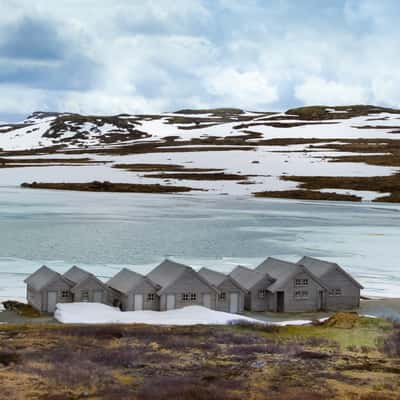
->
left=93, top=290, right=103, bottom=303
left=134, top=294, right=144, bottom=311
left=229, top=293, right=239, bottom=314
left=203, top=293, right=211, bottom=309
left=277, top=291, right=284, bottom=313
left=166, top=294, right=175, bottom=310
left=47, top=291, right=57, bottom=313
left=318, top=291, right=324, bottom=311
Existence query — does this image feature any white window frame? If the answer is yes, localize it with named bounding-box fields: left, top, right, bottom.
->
left=258, top=289, right=268, bottom=299
left=147, top=293, right=155, bottom=301
left=295, top=278, right=309, bottom=286
left=295, top=290, right=309, bottom=299
left=61, top=290, right=70, bottom=298
left=218, top=292, right=227, bottom=301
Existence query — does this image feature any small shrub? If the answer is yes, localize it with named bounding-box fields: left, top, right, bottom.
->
left=137, top=375, right=241, bottom=400
left=380, top=328, right=400, bottom=357
left=0, top=350, right=20, bottom=366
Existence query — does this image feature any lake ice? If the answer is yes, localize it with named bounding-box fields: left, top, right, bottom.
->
left=0, top=187, right=399, bottom=302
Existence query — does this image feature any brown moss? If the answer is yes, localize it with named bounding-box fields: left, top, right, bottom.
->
left=280, top=174, right=400, bottom=202
left=253, top=189, right=361, bottom=202
left=145, top=172, right=248, bottom=181
left=20, top=181, right=202, bottom=194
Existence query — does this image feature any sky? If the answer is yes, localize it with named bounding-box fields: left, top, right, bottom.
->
left=0, top=0, right=399, bottom=121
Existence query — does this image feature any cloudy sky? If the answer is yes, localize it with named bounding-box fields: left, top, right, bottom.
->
left=0, top=0, right=399, bottom=120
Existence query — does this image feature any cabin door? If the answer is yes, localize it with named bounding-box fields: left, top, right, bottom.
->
left=277, top=291, right=284, bottom=313
left=166, top=294, right=175, bottom=310
left=318, top=291, right=324, bottom=311
left=93, top=290, right=103, bottom=303
left=134, top=294, right=144, bottom=311
left=203, top=293, right=211, bottom=308
left=47, top=291, right=57, bottom=313
left=229, top=293, right=239, bottom=314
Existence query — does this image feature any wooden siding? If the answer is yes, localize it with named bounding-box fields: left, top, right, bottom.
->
left=215, top=278, right=245, bottom=313
left=159, top=270, right=216, bottom=311
left=323, top=268, right=360, bottom=310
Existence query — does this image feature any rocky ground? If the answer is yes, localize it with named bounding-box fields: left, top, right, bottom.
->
left=0, top=312, right=399, bottom=399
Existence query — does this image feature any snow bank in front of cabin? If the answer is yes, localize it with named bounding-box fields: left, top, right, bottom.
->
left=54, top=303, right=325, bottom=326
left=55, top=303, right=262, bottom=325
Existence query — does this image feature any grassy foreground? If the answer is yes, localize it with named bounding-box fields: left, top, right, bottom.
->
left=0, top=313, right=399, bottom=399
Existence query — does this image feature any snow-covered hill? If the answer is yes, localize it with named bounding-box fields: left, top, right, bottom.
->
left=1, top=105, right=400, bottom=201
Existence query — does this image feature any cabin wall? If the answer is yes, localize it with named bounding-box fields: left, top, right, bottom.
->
left=27, top=286, right=42, bottom=311
left=72, top=278, right=108, bottom=303
left=215, top=279, right=245, bottom=314
left=248, top=277, right=272, bottom=312
left=126, top=280, right=159, bottom=311
left=280, top=272, right=323, bottom=312
left=159, top=270, right=216, bottom=311
left=42, top=278, right=73, bottom=312
left=323, top=269, right=360, bottom=310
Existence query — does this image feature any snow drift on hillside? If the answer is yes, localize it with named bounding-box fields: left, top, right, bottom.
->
left=54, top=303, right=322, bottom=326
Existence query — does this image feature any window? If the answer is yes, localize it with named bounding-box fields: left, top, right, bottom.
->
left=182, top=293, right=189, bottom=301
left=81, top=291, right=89, bottom=301
left=295, top=290, right=309, bottom=299
left=329, top=288, right=342, bottom=296
left=295, top=278, right=309, bottom=286
left=258, top=289, right=268, bottom=299
left=218, top=292, right=226, bottom=301
left=182, top=293, right=197, bottom=301
left=61, top=290, right=71, bottom=298
left=147, top=293, right=155, bottom=301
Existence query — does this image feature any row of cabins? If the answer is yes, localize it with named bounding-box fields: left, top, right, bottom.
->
left=25, top=256, right=363, bottom=314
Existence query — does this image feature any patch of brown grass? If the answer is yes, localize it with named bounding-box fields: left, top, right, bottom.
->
left=20, top=181, right=202, bottom=193
left=253, top=189, right=361, bottom=202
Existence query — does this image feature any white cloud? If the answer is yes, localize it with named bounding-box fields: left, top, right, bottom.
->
left=294, top=77, right=369, bottom=105
left=205, top=68, right=278, bottom=108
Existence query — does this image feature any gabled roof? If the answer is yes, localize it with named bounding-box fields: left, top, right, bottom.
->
left=70, top=272, right=108, bottom=293
left=198, top=267, right=247, bottom=293
left=256, top=257, right=328, bottom=292
left=297, top=256, right=364, bottom=289
left=63, top=266, right=91, bottom=284
left=107, top=268, right=158, bottom=295
left=147, top=259, right=217, bottom=295
left=229, top=265, right=271, bottom=291
left=24, top=265, right=73, bottom=291
left=147, top=259, right=190, bottom=288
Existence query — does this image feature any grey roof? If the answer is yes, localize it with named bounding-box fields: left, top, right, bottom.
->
left=107, top=268, right=156, bottom=295
left=199, top=267, right=247, bottom=292
left=297, top=256, right=364, bottom=289
left=198, top=267, right=227, bottom=286
left=147, top=259, right=217, bottom=295
left=24, top=265, right=71, bottom=291
left=147, top=259, right=191, bottom=288
left=229, top=265, right=270, bottom=290
left=256, top=257, right=327, bottom=292
left=64, top=266, right=91, bottom=284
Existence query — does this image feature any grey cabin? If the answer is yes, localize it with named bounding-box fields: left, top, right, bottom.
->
left=107, top=268, right=159, bottom=311
left=230, top=265, right=274, bottom=312
left=64, top=266, right=109, bottom=303
left=25, top=257, right=363, bottom=314
left=24, top=266, right=74, bottom=313
left=255, top=257, right=328, bottom=312
left=198, top=267, right=246, bottom=314
left=297, top=256, right=363, bottom=310
left=147, top=259, right=218, bottom=311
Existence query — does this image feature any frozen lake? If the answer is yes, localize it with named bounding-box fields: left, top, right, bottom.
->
left=0, top=186, right=399, bottom=302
